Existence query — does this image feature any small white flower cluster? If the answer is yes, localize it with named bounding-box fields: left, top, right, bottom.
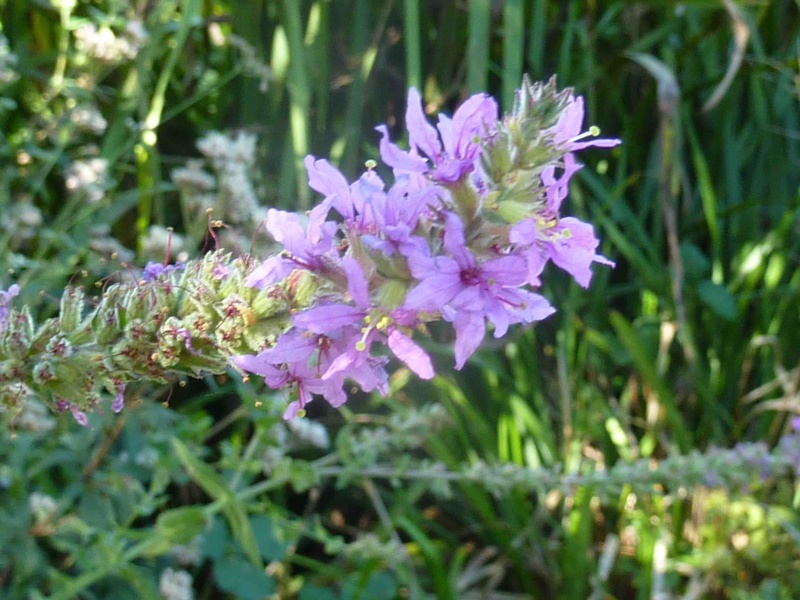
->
left=2, top=201, right=43, bottom=245
left=12, top=394, right=56, bottom=433
left=172, top=160, right=216, bottom=195
left=140, top=225, right=189, bottom=264
left=228, top=35, right=273, bottom=93
left=170, top=536, right=203, bottom=567
left=133, top=446, right=159, bottom=468
left=69, top=104, right=107, bottom=135
left=29, top=492, right=58, bottom=522
left=286, top=417, right=330, bottom=450
left=196, top=131, right=260, bottom=225
left=262, top=417, right=330, bottom=474
left=0, top=33, right=19, bottom=85
left=64, top=157, right=110, bottom=203
left=159, top=568, right=194, bottom=600
left=89, top=224, right=136, bottom=263
left=73, top=20, right=148, bottom=64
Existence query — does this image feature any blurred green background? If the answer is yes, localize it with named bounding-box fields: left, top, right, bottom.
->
left=0, top=0, right=799, bottom=598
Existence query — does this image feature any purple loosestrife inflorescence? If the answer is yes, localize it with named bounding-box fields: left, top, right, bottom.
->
left=0, top=77, right=617, bottom=422
left=235, top=77, right=619, bottom=417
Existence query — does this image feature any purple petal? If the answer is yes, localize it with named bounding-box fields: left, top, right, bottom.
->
left=550, top=96, right=584, bottom=145
left=246, top=256, right=294, bottom=288
left=450, top=285, right=485, bottom=312
left=112, top=385, right=125, bottom=413
left=442, top=212, right=475, bottom=269
left=496, top=288, right=556, bottom=325
left=70, top=405, right=89, bottom=427
left=569, top=138, right=622, bottom=151
left=452, top=311, right=486, bottom=369
left=255, top=331, right=317, bottom=364
left=509, top=218, right=538, bottom=245
left=404, top=272, right=463, bottom=311
left=283, top=401, right=302, bottom=419
left=347, top=359, right=389, bottom=395
left=450, top=93, right=498, bottom=159
left=306, top=376, right=348, bottom=407
left=431, top=159, right=474, bottom=183
left=480, top=255, right=527, bottom=287
left=375, top=125, right=429, bottom=173
left=321, top=350, right=357, bottom=380
left=524, top=248, right=547, bottom=287
left=232, top=354, right=286, bottom=381
left=436, top=115, right=454, bottom=156
left=481, top=297, right=509, bottom=338
left=547, top=217, right=612, bottom=288
left=305, top=156, right=354, bottom=222
left=387, top=329, right=434, bottom=379
left=405, top=88, right=442, bottom=160
left=342, top=257, right=369, bottom=308
left=293, top=304, right=365, bottom=334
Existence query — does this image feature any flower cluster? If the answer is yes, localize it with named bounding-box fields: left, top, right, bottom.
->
left=73, top=21, right=148, bottom=65
left=234, top=78, right=619, bottom=418
left=0, top=251, right=299, bottom=419
left=0, top=78, right=617, bottom=422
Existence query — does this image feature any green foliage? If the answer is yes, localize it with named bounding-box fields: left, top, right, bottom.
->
left=0, top=1, right=799, bottom=599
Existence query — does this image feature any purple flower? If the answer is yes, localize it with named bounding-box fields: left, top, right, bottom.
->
left=142, top=263, right=185, bottom=283
left=293, top=257, right=434, bottom=380
left=404, top=213, right=554, bottom=368
left=112, top=383, right=126, bottom=413
left=377, top=88, right=498, bottom=183
left=246, top=208, right=337, bottom=288
left=69, top=404, right=89, bottom=427
left=0, top=284, right=19, bottom=333
left=233, top=350, right=347, bottom=419
left=547, top=95, right=621, bottom=152
left=791, top=416, right=800, bottom=432
left=305, top=156, right=361, bottom=224
left=359, top=176, right=437, bottom=259
left=511, top=215, right=614, bottom=289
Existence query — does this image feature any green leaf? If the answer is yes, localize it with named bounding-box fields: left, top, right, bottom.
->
left=171, top=438, right=262, bottom=568
left=250, top=515, right=289, bottom=562
left=299, top=584, right=339, bottom=600
left=155, top=507, right=207, bottom=545
left=696, top=280, right=737, bottom=321
left=341, top=571, right=398, bottom=600
left=213, top=555, right=276, bottom=600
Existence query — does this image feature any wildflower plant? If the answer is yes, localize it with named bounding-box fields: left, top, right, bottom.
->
left=0, top=77, right=619, bottom=422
